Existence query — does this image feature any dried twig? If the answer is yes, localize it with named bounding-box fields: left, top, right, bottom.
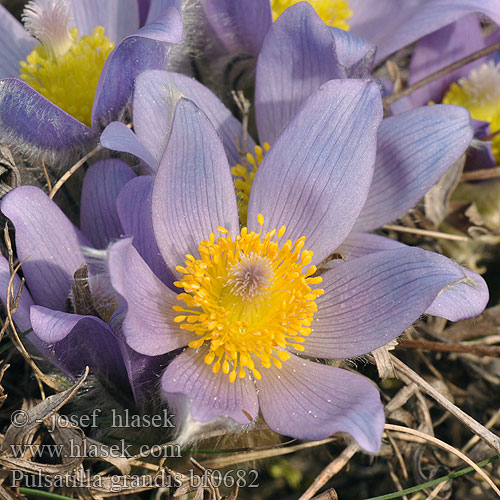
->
left=391, top=355, right=500, bottom=455
left=49, top=145, right=102, bottom=200
left=461, top=167, right=500, bottom=181
left=232, top=90, right=251, bottom=162
left=5, top=260, right=62, bottom=393
left=200, top=438, right=335, bottom=469
left=40, top=148, right=52, bottom=192
left=298, top=442, right=358, bottom=500
left=382, top=224, right=469, bottom=242
left=383, top=40, right=500, bottom=107
left=397, top=338, right=500, bottom=357
left=385, top=424, right=500, bottom=497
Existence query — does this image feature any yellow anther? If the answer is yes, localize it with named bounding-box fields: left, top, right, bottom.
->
left=271, top=0, right=352, bottom=30
left=175, top=217, right=322, bottom=382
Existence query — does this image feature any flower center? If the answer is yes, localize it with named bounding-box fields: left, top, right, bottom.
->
left=271, top=0, right=353, bottom=30
left=231, top=143, right=270, bottom=224
left=19, top=0, right=114, bottom=126
left=173, top=215, right=324, bottom=383
left=443, top=61, right=500, bottom=162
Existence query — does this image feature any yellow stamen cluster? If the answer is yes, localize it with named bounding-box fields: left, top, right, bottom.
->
left=173, top=215, right=324, bottom=383
left=443, top=61, right=500, bottom=162
left=19, top=26, right=114, bottom=126
left=231, top=143, right=270, bottom=223
left=271, top=0, right=353, bottom=30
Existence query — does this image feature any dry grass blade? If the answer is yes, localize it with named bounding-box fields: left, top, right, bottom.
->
left=40, top=148, right=52, bottom=192
left=382, top=225, right=469, bottom=242
left=5, top=259, right=62, bottom=393
left=311, top=489, right=338, bottom=500
left=385, top=424, right=500, bottom=497
left=391, top=355, right=500, bottom=455
left=200, top=438, right=335, bottom=469
left=49, top=144, right=102, bottom=200
left=424, top=480, right=448, bottom=500
left=461, top=167, right=500, bottom=181
left=383, top=40, right=500, bottom=107
left=298, top=442, right=358, bottom=500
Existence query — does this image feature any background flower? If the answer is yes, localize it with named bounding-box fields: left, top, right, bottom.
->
left=0, top=0, right=183, bottom=166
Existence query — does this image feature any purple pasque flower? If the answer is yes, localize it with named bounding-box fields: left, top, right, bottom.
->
left=201, top=0, right=500, bottom=64
left=106, top=79, right=488, bottom=453
left=0, top=159, right=169, bottom=403
left=0, top=0, right=182, bottom=165
left=100, top=6, right=481, bottom=285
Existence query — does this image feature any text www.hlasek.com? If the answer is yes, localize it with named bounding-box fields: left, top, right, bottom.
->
left=9, top=439, right=181, bottom=459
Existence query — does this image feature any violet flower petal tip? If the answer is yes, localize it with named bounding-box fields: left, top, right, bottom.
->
left=257, top=355, right=384, bottom=453
left=249, top=78, right=383, bottom=265
left=202, top=0, right=271, bottom=55
left=426, top=266, right=489, bottom=322
left=1, top=186, right=87, bottom=311
left=152, top=97, right=239, bottom=273
left=80, top=159, right=136, bottom=249
left=354, top=104, right=473, bottom=232
left=305, top=246, right=488, bottom=360
left=0, top=79, right=97, bottom=163
left=161, top=348, right=259, bottom=426
left=106, top=238, right=189, bottom=356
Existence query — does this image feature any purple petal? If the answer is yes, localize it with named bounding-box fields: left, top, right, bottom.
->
left=133, top=70, right=253, bottom=167
left=201, top=0, right=272, bottom=54
left=138, top=0, right=151, bottom=25
left=304, top=247, right=488, bottom=359
left=116, top=175, right=174, bottom=284
left=30, top=305, right=128, bottom=383
left=426, top=266, right=489, bottom=321
left=349, top=0, right=500, bottom=62
left=257, top=354, right=384, bottom=453
left=124, top=347, right=174, bottom=406
left=100, top=121, right=157, bottom=169
left=248, top=79, right=382, bottom=266
left=70, top=0, right=139, bottom=44
left=107, top=238, right=191, bottom=356
left=0, top=255, right=34, bottom=333
left=80, top=159, right=136, bottom=249
left=337, top=232, right=405, bottom=260
left=354, top=105, right=473, bottom=232
left=91, top=7, right=183, bottom=129
left=255, top=3, right=375, bottom=144
left=152, top=99, right=239, bottom=273
left=0, top=5, right=35, bottom=78
left=145, top=0, right=182, bottom=25
left=1, top=186, right=88, bottom=311
left=0, top=79, right=97, bottom=163
left=0, top=256, right=58, bottom=364
left=161, top=347, right=259, bottom=425
left=407, top=14, right=486, bottom=108
left=327, top=27, right=376, bottom=75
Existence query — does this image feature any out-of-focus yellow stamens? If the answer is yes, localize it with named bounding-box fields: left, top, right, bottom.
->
left=271, top=0, right=353, bottom=30
left=231, top=142, right=270, bottom=224
left=443, top=61, right=500, bottom=163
